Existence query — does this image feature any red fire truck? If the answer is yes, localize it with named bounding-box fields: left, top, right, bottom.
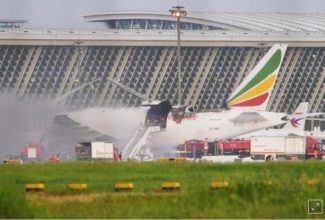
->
left=306, top=136, right=324, bottom=158
left=21, top=143, right=42, bottom=161
left=178, top=139, right=250, bottom=158
left=216, top=139, right=251, bottom=157
left=177, top=139, right=209, bottom=159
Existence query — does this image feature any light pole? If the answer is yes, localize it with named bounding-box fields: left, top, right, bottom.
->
left=170, top=6, right=186, bottom=107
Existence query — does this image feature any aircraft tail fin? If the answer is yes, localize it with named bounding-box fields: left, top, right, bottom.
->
left=227, top=44, right=287, bottom=111
left=283, top=102, right=308, bottom=131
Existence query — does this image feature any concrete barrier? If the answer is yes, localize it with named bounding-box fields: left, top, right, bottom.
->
left=161, top=182, right=181, bottom=191
left=25, top=183, right=45, bottom=192
left=210, top=181, right=229, bottom=189
left=115, top=183, right=134, bottom=192
left=68, top=183, right=88, bottom=190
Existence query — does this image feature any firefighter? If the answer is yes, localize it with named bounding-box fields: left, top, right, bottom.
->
left=118, top=152, right=122, bottom=161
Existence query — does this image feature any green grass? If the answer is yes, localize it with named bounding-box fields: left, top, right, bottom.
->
left=0, top=161, right=325, bottom=218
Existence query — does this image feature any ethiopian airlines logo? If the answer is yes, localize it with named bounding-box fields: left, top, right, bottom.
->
left=227, top=49, right=282, bottom=107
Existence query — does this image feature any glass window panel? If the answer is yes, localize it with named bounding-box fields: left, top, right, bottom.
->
left=148, top=20, right=161, bottom=29
left=120, top=20, right=131, bottom=29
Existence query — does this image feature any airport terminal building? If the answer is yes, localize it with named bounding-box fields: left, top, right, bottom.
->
left=0, top=11, right=325, bottom=130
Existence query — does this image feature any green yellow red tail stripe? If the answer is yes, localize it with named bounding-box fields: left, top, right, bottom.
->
left=228, top=74, right=276, bottom=106
left=227, top=44, right=287, bottom=110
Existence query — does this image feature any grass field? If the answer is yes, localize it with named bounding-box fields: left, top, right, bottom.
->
left=0, top=160, right=325, bottom=218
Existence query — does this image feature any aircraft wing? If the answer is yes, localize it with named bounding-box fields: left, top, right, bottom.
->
left=229, top=111, right=268, bottom=124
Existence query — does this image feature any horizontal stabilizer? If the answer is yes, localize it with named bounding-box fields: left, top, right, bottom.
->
left=286, top=112, right=325, bottom=120
left=229, top=111, right=267, bottom=124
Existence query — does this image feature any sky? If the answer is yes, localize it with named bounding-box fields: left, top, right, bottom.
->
left=1, top=0, right=325, bottom=28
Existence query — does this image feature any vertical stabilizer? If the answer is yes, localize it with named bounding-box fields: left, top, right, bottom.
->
left=283, top=102, right=309, bottom=131
left=227, top=44, right=287, bottom=111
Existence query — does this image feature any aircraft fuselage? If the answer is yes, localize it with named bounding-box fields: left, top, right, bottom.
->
left=148, top=109, right=287, bottom=147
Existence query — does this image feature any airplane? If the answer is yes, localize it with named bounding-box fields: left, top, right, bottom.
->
left=237, top=102, right=323, bottom=138
left=65, top=44, right=292, bottom=151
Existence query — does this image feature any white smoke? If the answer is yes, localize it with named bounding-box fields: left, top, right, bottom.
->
left=0, top=92, right=176, bottom=160
left=67, top=107, right=149, bottom=143
left=0, top=94, right=65, bottom=160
